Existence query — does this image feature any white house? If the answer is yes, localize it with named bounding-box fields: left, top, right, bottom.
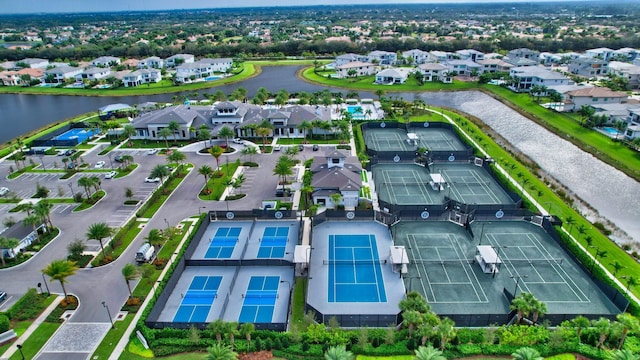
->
left=509, top=66, right=571, bottom=92
left=18, top=58, right=49, bottom=69
left=90, top=56, right=120, bottom=67
left=138, top=56, right=164, bottom=69
left=335, top=53, right=368, bottom=66
left=507, top=48, right=540, bottom=61
left=624, top=123, right=640, bottom=140
left=201, top=58, right=233, bottom=72
left=123, top=68, right=162, bottom=87
left=565, top=87, right=628, bottom=112
left=175, top=61, right=215, bottom=83
left=402, top=49, right=432, bottom=65
left=568, top=57, right=609, bottom=78
left=0, top=220, right=47, bottom=260
left=585, top=47, right=615, bottom=61
left=456, top=49, right=485, bottom=62
left=429, top=51, right=455, bottom=62
left=367, top=50, right=397, bottom=65
left=375, top=68, right=411, bottom=84
left=335, top=61, right=376, bottom=78
left=310, top=150, right=362, bottom=210
left=612, top=48, right=639, bottom=61
left=417, top=63, right=452, bottom=83
left=476, top=58, right=513, bottom=73
left=44, top=66, right=83, bottom=83
left=444, top=59, right=482, bottom=76
left=165, top=54, right=195, bottom=68
left=130, top=105, right=201, bottom=140
left=608, top=61, right=640, bottom=89
left=76, top=67, right=111, bottom=81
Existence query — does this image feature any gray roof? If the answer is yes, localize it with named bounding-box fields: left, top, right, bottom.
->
left=311, top=166, right=362, bottom=191
left=132, top=105, right=201, bottom=127
left=242, top=105, right=331, bottom=127
left=0, top=221, right=41, bottom=241
left=45, top=66, right=80, bottom=75
left=83, top=67, right=110, bottom=75
left=511, top=66, right=569, bottom=80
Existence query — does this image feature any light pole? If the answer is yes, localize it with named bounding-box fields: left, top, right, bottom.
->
left=108, top=154, right=114, bottom=170
left=492, top=245, right=506, bottom=278
left=41, top=273, right=50, bottom=295
left=68, top=182, right=74, bottom=197
left=38, top=154, right=45, bottom=170
left=511, top=275, right=528, bottom=297
left=164, top=218, right=170, bottom=229
left=198, top=206, right=206, bottom=216
left=16, top=344, right=24, bottom=360
left=102, top=301, right=114, bottom=329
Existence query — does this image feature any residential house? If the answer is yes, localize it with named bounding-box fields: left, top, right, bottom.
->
left=138, top=56, right=164, bottom=69
left=335, top=61, right=376, bottom=78
left=504, top=57, right=538, bottom=67
left=591, top=103, right=634, bottom=125
left=165, top=54, right=195, bottom=68
left=310, top=150, right=362, bottom=209
left=624, top=123, right=640, bottom=140
left=429, top=51, right=455, bottom=62
left=564, top=87, right=628, bottom=112
left=608, top=61, right=640, bottom=89
left=335, top=53, right=368, bottom=66
left=444, top=59, right=482, bottom=76
left=585, top=47, right=615, bottom=61
left=44, top=66, right=83, bottom=84
left=476, top=58, right=513, bottom=73
left=627, top=107, right=640, bottom=124
left=122, top=68, right=162, bottom=87
left=238, top=104, right=332, bottom=139
left=539, top=52, right=563, bottom=66
left=75, top=67, right=111, bottom=81
left=202, top=58, right=233, bottom=73
left=375, top=68, right=411, bottom=84
left=612, top=48, right=639, bottom=61
left=17, top=58, right=49, bottom=69
left=417, top=63, right=452, bottom=83
left=456, top=49, right=485, bottom=62
left=0, top=68, right=44, bottom=86
left=0, top=220, right=47, bottom=260
left=507, top=48, right=540, bottom=62
left=568, top=57, right=609, bottom=78
left=509, top=66, right=571, bottom=92
left=210, top=101, right=248, bottom=126
left=402, top=49, right=432, bottom=65
left=367, top=50, right=397, bottom=66
left=175, top=61, right=215, bottom=83
left=130, top=105, right=204, bottom=140
left=90, top=56, right=120, bottom=67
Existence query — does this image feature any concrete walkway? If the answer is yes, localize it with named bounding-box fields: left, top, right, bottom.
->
left=1, top=295, right=63, bottom=360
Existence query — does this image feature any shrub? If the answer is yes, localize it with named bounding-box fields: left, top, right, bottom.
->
left=0, top=314, right=9, bottom=332
left=5, top=289, right=47, bottom=320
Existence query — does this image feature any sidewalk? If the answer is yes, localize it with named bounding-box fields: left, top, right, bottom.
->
left=1, top=295, right=63, bottom=360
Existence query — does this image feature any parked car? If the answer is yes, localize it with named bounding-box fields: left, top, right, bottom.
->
left=312, top=144, right=319, bottom=151
left=104, top=171, right=117, bottom=179
left=275, top=188, right=291, bottom=197
left=57, top=149, right=66, bottom=156
left=64, top=149, right=76, bottom=156
left=298, top=144, right=304, bottom=151
left=114, top=155, right=124, bottom=162
left=232, top=138, right=243, bottom=144
left=147, top=149, right=159, bottom=155
left=165, top=166, right=174, bottom=172
left=145, top=176, right=160, bottom=183
left=0, top=291, right=6, bottom=303
left=0, top=187, right=9, bottom=197
left=273, top=145, right=281, bottom=151
left=94, top=161, right=106, bottom=169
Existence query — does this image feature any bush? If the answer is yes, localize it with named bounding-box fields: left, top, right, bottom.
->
left=0, top=314, right=9, bottom=332
left=4, top=288, right=48, bottom=320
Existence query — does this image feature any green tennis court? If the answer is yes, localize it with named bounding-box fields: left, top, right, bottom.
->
left=431, top=163, right=514, bottom=205
left=411, top=128, right=467, bottom=152
left=372, top=164, right=439, bottom=205
left=364, top=128, right=415, bottom=152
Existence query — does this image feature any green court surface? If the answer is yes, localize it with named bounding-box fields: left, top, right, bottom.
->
left=392, top=221, right=619, bottom=317
left=411, top=128, right=467, bottom=152
left=365, top=128, right=414, bottom=152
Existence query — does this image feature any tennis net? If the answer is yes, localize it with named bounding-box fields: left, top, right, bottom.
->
left=323, top=259, right=388, bottom=265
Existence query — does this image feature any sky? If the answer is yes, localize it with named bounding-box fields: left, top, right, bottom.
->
left=5, top=0, right=586, bottom=15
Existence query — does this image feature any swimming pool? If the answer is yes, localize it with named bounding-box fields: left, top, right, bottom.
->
left=53, top=128, right=99, bottom=143
left=346, top=105, right=366, bottom=120
left=602, top=127, right=620, bottom=135
left=205, top=76, right=222, bottom=81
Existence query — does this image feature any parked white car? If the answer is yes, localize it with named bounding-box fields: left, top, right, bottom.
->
left=273, top=145, right=281, bottom=151
left=0, top=187, right=9, bottom=196
left=94, top=161, right=106, bottom=168
left=104, top=171, right=117, bottom=179
left=147, top=149, right=159, bottom=155
left=232, top=138, right=243, bottom=144
left=145, top=177, right=160, bottom=183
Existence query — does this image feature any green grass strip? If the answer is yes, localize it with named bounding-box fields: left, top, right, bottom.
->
left=91, top=313, right=135, bottom=360
left=8, top=322, right=60, bottom=360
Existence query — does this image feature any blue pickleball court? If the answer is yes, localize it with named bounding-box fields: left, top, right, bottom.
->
left=173, top=275, right=222, bottom=322
left=257, top=226, right=289, bottom=258
left=238, top=276, right=280, bottom=323
left=205, top=227, right=241, bottom=258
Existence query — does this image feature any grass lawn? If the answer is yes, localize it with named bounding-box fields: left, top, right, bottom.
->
left=91, top=313, right=136, bottom=360
left=290, top=277, right=307, bottom=332
left=73, top=190, right=106, bottom=212
left=8, top=322, right=61, bottom=360
left=198, top=163, right=239, bottom=201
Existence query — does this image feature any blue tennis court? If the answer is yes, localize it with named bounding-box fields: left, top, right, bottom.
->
left=205, top=227, right=241, bottom=258
left=257, top=226, right=289, bottom=258
left=238, top=276, right=280, bottom=323
left=327, top=234, right=387, bottom=303
left=53, top=128, right=98, bottom=142
left=173, top=276, right=222, bottom=322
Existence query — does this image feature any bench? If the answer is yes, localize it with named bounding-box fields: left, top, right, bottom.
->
left=0, top=329, right=17, bottom=345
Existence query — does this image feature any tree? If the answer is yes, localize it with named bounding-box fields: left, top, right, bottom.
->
left=208, top=319, right=227, bottom=344
left=34, top=200, right=54, bottom=229
left=374, top=89, right=385, bottom=100
left=167, top=120, right=180, bottom=143
left=239, top=323, right=255, bottom=350
left=298, top=120, right=314, bottom=142
left=402, top=310, right=422, bottom=337
left=42, top=259, right=78, bottom=301
left=578, top=105, right=595, bottom=127
left=205, top=343, right=238, bottom=360
left=86, top=222, right=112, bottom=258
left=610, top=260, right=624, bottom=276
left=330, top=192, right=343, bottom=209
left=77, top=176, right=96, bottom=200
left=146, top=228, right=165, bottom=248
left=209, top=146, right=224, bottom=170
left=511, top=347, right=543, bottom=360
left=158, top=127, right=173, bottom=150
left=399, top=291, right=431, bottom=313
left=123, top=124, right=136, bottom=139
left=241, top=146, right=258, bottom=163
left=122, top=263, right=139, bottom=300
left=510, top=293, right=531, bottom=324
left=609, top=349, right=640, bottom=360
left=415, top=345, right=446, bottom=360
left=257, top=126, right=272, bottom=145
left=570, top=315, right=590, bottom=344
left=218, top=126, right=235, bottom=149
left=324, top=345, right=354, bottom=360
left=593, top=317, right=612, bottom=348
left=530, top=297, right=547, bottom=323
left=198, top=127, right=212, bottom=150
left=125, top=187, right=134, bottom=201
left=150, top=164, right=170, bottom=193
left=436, top=317, right=456, bottom=350
left=199, top=165, right=214, bottom=193
left=616, top=313, right=639, bottom=349
left=226, top=321, right=239, bottom=350
left=0, top=237, right=19, bottom=266
left=67, top=239, right=86, bottom=262
left=167, top=150, right=186, bottom=175
left=273, top=156, right=294, bottom=193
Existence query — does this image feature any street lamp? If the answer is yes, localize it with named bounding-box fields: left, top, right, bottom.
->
left=108, top=154, right=114, bottom=170
left=511, top=275, right=528, bottom=297
left=198, top=206, right=206, bottom=216
left=164, top=218, right=170, bottom=229
left=102, top=301, right=114, bottom=329
left=38, top=153, right=46, bottom=170
left=41, top=273, right=50, bottom=295
left=16, top=344, right=24, bottom=360
left=37, top=282, right=43, bottom=294
left=68, top=183, right=74, bottom=197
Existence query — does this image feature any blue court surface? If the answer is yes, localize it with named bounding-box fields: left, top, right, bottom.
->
left=173, top=276, right=222, bottom=322
left=257, top=226, right=289, bottom=258
left=327, top=234, right=387, bottom=303
left=205, top=227, right=241, bottom=258
left=53, top=128, right=98, bottom=142
left=239, top=276, right=280, bottom=323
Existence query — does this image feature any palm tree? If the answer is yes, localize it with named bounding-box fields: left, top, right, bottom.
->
left=197, top=127, right=212, bottom=150
left=86, top=222, right=112, bottom=258
left=42, top=259, right=78, bottom=301
left=610, top=260, right=624, bottom=276
left=402, top=309, right=422, bottom=337
left=122, top=263, right=139, bottom=300
left=578, top=105, right=595, bottom=127
left=239, top=323, right=255, bottom=350
left=298, top=120, right=313, bottom=142
left=510, top=293, right=530, bottom=324
left=511, top=347, right=543, bottom=360
left=609, top=349, right=640, bottom=360
left=150, top=164, right=171, bottom=193
left=241, top=146, right=258, bottom=163
left=198, top=165, right=214, bottom=193
left=415, top=345, right=446, bottom=360
left=324, top=345, right=354, bottom=360
left=330, top=192, right=343, bottom=209
left=226, top=321, right=239, bottom=350
left=564, top=215, right=575, bottom=234
left=571, top=315, right=590, bottom=344
left=273, top=156, right=294, bottom=193
left=530, top=297, right=547, bottom=323
left=436, top=317, right=456, bottom=350
left=256, top=126, right=271, bottom=145
left=146, top=228, right=165, bottom=248
left=205, top=343, right=238, bottom=360
left=616, top=313, right=640, bottom=349
left=208, top=319, right=227, bottom=344
left=593, top=317, right=611, bottom=348
left=121, top=154, right=134, bottom=168
left=0, top=237, right=19, bottom=266
left=167, top=150, right=186, bottom=175
left=158, top=127, right=173, bottom=150
left=23, top=213, right=42, bottom=241
left=77, top=176, right=95, bottom=200
left=218, top=126, right=235, bottom=149
left=34, top=200, right=54, bottom=229
left=167, top=120, right=180, bottom=143
left=122, top=124, right=136, bottom=139
left=209, top=146, right=224, bottom=171
left=399, top=291, right=431, bottom=313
